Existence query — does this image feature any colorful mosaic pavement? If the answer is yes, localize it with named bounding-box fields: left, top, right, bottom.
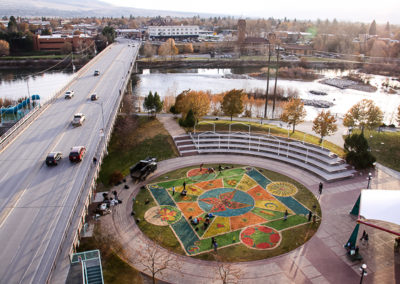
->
left=146, top=166, right=315, bottom=256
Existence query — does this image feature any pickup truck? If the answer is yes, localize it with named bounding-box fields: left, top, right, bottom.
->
left=130, top=157, right=157, bottom=181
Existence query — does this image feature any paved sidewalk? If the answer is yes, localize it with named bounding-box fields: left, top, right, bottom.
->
left=103, top=155, right=400, bottom=284
left=157, top=115, right=186, bottom=137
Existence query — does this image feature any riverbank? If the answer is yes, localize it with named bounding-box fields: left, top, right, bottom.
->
left=136, top=59, right=364, bottom=72
left=0, top=56, right=90, bottom=69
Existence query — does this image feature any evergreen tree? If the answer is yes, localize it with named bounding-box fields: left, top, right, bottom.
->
left=369, top=20, right=377, bottom=35
left=153, top=92, right=163, bottom=115
left=184, top=109, right=196, bottom=127
left=144, top=91, right=154, bottom=115
left=344, top=133, right=376, bottom=169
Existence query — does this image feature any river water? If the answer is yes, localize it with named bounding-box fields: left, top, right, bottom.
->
left=135, top=68, right=400, bottom=123
left=0, top=69, right=73, bottom=103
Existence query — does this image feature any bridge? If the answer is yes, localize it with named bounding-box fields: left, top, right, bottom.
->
left=0, top=39, right=139, bottom=283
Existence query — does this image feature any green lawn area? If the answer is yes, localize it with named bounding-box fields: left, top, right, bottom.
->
left=359, top=130, right=400, bottom=172
left=98, top=115, right=179, bottom=189
left=134, top=164, right=320, bottom=262
left=196, top=119, right=345, bottom=157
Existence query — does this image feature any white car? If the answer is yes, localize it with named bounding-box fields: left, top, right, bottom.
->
left=72, top=113, right=86, bottom=126
left=64, top=90, right=75, bottom=99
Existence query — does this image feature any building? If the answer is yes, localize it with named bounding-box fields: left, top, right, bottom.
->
left=33, top=34, right=94, bottom=52
left=147, top=25, right=199, bottom=40
left=115, top=29, right=142, bottom=39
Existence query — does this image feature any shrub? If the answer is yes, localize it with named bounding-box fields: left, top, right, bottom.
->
left=344, top=133, right=376, bottom=169
left=109, top=170, right=124, bottom=185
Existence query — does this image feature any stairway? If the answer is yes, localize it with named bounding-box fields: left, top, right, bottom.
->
left=86, top=265, right=103, bottom=284
left=174, top=134, right=198, bottom=156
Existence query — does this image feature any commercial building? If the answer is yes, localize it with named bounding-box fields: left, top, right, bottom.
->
left=147, top=25, right=199, bottom=40
left=33, top=34, right=94, bottom=52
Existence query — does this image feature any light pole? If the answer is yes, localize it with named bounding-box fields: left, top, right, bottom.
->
left=367, top=172, right=372, bottom=189
left=359, top=263, right=367, bottom=284
left=93, top=101, right=107, bottom=154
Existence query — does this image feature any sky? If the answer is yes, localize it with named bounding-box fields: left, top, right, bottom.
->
left=100, top=0, right=400, bottom=24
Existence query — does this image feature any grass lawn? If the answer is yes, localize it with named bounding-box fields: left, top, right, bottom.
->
left=196, top=119, right=345, bottom=157
left=98, top=115, right=179, bottom=189
left=354, top=130, right=400, bottom=172
left=134, top=164, right=320, bottom=262
left=78, top=233, right=143, bottom=284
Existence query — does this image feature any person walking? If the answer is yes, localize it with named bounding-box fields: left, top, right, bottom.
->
left=200, top=163, right=203, bottom=172
left=364, top=234, right=369, bottom=246
left=213, top=240, right=218, bottom=252
left=183, top=181, right=186, bottom=190
left=360, top=230, right=366, bottom=241
left=284, top=210, right=288, bottom=221
left=308, top=210, right=312, bottom=222
left=172, top=186, right=175, bottom=196
left=319, top=182, right=323, bottom=195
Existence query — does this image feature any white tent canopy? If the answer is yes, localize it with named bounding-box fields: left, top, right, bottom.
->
left=359, top=189, right=400, bottom=226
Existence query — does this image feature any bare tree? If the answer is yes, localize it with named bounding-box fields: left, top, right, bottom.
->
left=214, top=255, right=242, bottom=284
left=133, top=239, right=179, bottom=284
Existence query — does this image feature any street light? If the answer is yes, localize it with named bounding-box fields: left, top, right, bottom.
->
left=367, top=172, right=372, bottom=189
left=359, top=263, right=367, bottom=284
left=93, top=101, right=107, bottom=154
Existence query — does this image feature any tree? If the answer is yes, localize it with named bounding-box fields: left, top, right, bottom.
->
left=369, top=20, right=377, bottom=35
left=397, top=105, right=400, bottom=126
left=280, top=98, right=306, bottom=133
left=132, top=238, right=179, bottom=284
left=143, top=41, right=155, bottom=58
left=158, top=38, right=178, bottom=57
left=312, top=110, right=338, bottom=143
left=174, top=90, right=210, bottom=121
left=221, top=89, right=245, bottom=121
left=143, top=91, right=163, bottom=117
left=102, top=26, right=116, bottom=43
left=343, top=99, right=383, bottom=133
left=0, top=40, right=10, bottom=56
left=60, top=42, right=72, bottom=54
left=7, top=16, right=17, bottom=33
left=215, top=255, right=242, bottom=284
left=183, top=43, right=194, bottom=53
left=41, top=28, right=52, bottom=35
left=344, top=133, right=376, bottom=169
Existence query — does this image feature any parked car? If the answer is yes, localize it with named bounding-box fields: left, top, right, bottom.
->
left=94, top=70, right=100, bottom=76
left=90, top=93, right=98, bottom=101
left=64, top=90, right=74, bottom=99
left=69, top=146, right=86, bottom=162
left=72, top=113, right=85, bottom=127
left=45, top=152, right=63, bottom=166
left=130, top=157, right=157, bottom=181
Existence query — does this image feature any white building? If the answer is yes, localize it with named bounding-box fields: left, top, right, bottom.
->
left=147, top=25, right=199, bottom=39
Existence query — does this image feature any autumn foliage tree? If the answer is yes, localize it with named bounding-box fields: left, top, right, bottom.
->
left=312, top=110, right=338, bottom=143
left=174, top=90, right=210, bottom=121
left=158, top=38, right=179, bottom=57
left=343, top=99, right=383, bottom=133
left=221, top=89, right=246, bottom=121
left=280, top=98, right=306, bottom=133
left=0, top=40, right=10, bottom=56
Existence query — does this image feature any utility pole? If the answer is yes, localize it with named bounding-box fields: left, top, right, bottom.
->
left=263, top=41, right=271, bottom=119
left=272, top=43, right=280, bottom=119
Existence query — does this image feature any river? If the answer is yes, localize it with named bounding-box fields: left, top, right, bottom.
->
left=0, top=69, right=74, bottom=103
left=134, top=68, right=400, bottom=123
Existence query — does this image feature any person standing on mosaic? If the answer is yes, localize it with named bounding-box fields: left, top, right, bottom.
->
left=183, top=181, right=186, bottom=190
left=284, top=210, right=288, bottom=221
left=319, top=182, right=323, bottom=195
left=308, top=210, right=312, bottom=222
left=172, top=186, right=175, bottom=195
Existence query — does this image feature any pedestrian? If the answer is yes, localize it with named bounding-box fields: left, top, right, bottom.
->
left=218, top=164, right=222, bottom=173
left=200, top=163, right=203, bottom=172
left=113, top=190, right=118, bottom=200
left=172, top=186, right=175, bottom=195
left=319, top=182, right=323, bottom=195
left=213, top=240, right=218, bottom=252
left=183, top=181, right=186, bottom=190
left=284, top=210, right=288, bottom=221
left=360, top=230, right=366, bottom=241
left=308, top=210, right=312, bottom=222
left=211, top=237, right=216, bottom=248
left=364, top=234, right=369, bottom=246
left=93, top=156, right=97, bottom=164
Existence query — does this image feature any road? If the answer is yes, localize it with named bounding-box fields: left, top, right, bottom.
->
left=0, top=39, right=139, bottom=283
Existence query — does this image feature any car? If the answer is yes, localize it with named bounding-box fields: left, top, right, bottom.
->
left=45, top=152, right=63, bottom=166
left=69, top=146, right=86, bottom=162
left=94, top=70, right=100, bottom=76
left=90, top=93, right=98, bottom=101
left=72, top=113, right=85, bottom=126
left=64, top=90, right=74, bottom=99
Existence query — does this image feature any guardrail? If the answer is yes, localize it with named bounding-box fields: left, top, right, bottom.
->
left=0, top=44, right=114, bottom=153
left=46, top=44, right=139, bottom=283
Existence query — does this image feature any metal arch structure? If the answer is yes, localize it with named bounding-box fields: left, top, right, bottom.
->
left=194, top=121, right=215, bottom=134
left=228, top=122, right=251, bottom=136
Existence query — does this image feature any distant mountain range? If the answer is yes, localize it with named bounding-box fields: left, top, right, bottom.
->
left=0, top=0, right=217, bottom=18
